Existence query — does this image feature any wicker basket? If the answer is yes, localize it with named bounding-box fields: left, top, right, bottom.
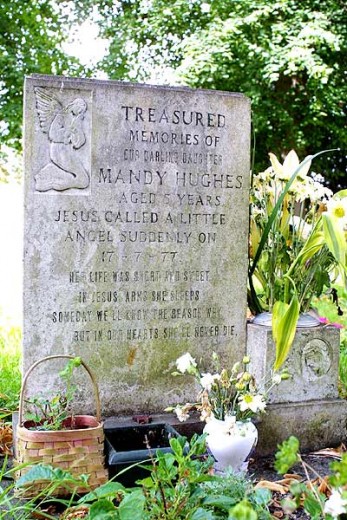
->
left=15, top=355, right=108, bottom=496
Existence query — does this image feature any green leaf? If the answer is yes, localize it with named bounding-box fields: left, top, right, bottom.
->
left=89, top=499, right=118, bottom=520
left=16, top=465, right=59, bottom=486
left=203, top=495, right=238, bottom=510
left=272, top=295, right=300, bottom=370
left=16, top=463, right=86, bottom=489
left=322, top=213, right=347, bottom=269
left=78, top=481, right=126, bottom=504
left=118, top=489, right=145, bottom=520
left=229, top=500, right=258, bottom=520
left=252, top=487, right=272, bottom=506
left=169, top=437, right=184, bottom=458
left=190, top=507, right=216, bottom=519
left=189, top=433, right=207, bottom=456
left=333, top=189, right=347, bottom=200
left=136, top=476, right=154, bottom=488
left=329, top=453, right=347, bottom=488
left=272, top=301, right=288, bottom=346
left=297, top=228, right=324, bottom=266
left=303, top=491, right=324, bottom=518
left=290, top=481, right=307, bottom=498
left=274, top=436, right=300, bottom=474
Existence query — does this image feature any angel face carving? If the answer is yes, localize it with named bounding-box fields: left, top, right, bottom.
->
left=34, top=87, right=90, bottom=192
left=302, top=339, right=332, bottom=380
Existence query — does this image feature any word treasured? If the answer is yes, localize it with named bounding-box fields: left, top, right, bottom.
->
left=121, top=106, right=226, bottom=128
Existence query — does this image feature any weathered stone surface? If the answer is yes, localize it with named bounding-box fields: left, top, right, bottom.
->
left=256, top=399, right=347, bottom=455
left=247, top=323, right=340, bottom=403
left=23, top=75, right=251, bottom=415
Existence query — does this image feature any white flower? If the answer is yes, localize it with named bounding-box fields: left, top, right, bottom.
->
left=255, top=166, right=274, bottom=183
left=200, top=2, right=211, bottom=13
left=272, top=374, right=282, bottom=385
left=200, top=372, right=220, bottom=391
left=269, top=150, right=311, bottom=183
left=174, top=405, right=190, bottom=422
left=324, top=489, right=347, bottom=519
left=326, top=197, right=347, bottom=226
left=239, top=394, right=267, bottom=413
left=176, top=352, right=197, bottom=374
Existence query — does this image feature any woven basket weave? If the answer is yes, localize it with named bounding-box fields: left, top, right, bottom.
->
left=15, top=355, right=108, bottom=496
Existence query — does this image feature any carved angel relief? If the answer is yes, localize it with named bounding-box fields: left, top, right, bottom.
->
left=34, top=87, right=90, bottom=192
left=302, top=339, right=332, bottom=380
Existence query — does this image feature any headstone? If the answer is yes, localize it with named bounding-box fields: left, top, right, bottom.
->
left=23, top=75, right=251, bottom=414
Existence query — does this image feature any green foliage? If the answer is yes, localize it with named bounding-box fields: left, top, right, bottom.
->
left=274, top=437, right=338, bottom=518
left=0, top=0, right=83, bottom=160
left=287, top=481, right=326, bottom=520
left=1, top=461, right=83, bottom=518
left=77, top=434, right=271, bottom=519
left=329, top=453, right=347, bottom=488
left=16, top=463, right=89, bottom=490
left=229, top=500, right=257, bottom=520
left=25, top=357, right=82, bottom=430
left=89, top=0, right=347, bottom=188
left=274, top=436, right=300, bottom=474
left=0, top=316, right=21, bottom=413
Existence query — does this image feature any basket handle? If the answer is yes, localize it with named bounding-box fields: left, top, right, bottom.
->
left=18, top=355, right=102, bottom=426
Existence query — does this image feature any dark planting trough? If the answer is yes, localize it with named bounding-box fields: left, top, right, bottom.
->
left=104, top=422, right=181, bottom=486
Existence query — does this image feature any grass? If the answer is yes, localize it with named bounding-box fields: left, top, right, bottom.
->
left=0, top=314, right=22, bottom=414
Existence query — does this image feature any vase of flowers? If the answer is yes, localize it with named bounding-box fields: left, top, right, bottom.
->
left=168, top=352, right=287, bottom=473
left=249, top=149, right=347, bottom=369
left=203, top=416, right=258, bottom=472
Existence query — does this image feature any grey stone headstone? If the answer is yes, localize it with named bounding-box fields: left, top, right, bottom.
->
left=23, top=75, right=250, bottom=415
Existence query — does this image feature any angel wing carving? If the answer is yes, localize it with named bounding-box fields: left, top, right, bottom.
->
left=34, top=87, right=62, bottom=134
